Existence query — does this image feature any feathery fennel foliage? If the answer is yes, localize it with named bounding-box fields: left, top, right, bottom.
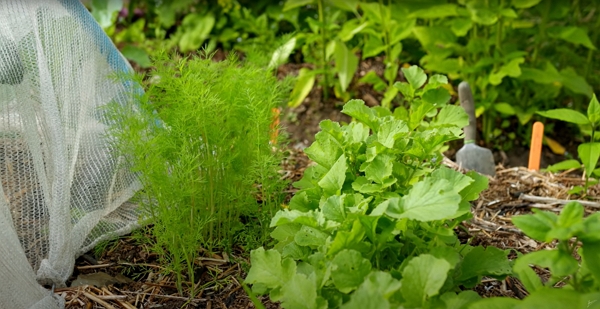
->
left=106, top=50, right=290, bottom=295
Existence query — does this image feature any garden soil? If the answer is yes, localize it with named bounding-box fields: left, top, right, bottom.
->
left=56, top=57, right=598, bottom=308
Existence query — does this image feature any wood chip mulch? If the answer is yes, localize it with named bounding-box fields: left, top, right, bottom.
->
left=57, top=151, right=598, bottom=308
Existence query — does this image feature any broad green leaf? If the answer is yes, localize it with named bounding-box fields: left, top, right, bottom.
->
left=288, top=68, right=316, bottom=107
left=409, top=100, right=435, bottom=130
left=335, top=41, right=359, bottom=93
left=280, top=273, right=320, bottom=309
left=120, top=45, right=151, bottom=68
left=427, top=74, right=449, bottom=87
left=269, top=37, right=296, bottom=69
left=91, top=0, right=123, bottom=29
left=469, top=7, right=498, bottom=25
left=511, top=0, right=542, bottom=8
left=362, top=35, right=386, bottom=59
left=512, top=259, right=544, bottom=293
left=537, top=109, right=589, bottom=125
left=429, top=246, right=462, bottom=269
left=402, top=66, right=427, bottom=90
left=521, top=289, right=585, bottom=309
left=352, top=177, right=383, bottom=194
left=179, top=14, right=216, bottom=52
left=588, top=94, right=600, bottom=126
left=340, top=271, right=402, bottom=309
left=467, top=297, right=520, bottom=309
left=408, top=4, right=458, bottom=19
left=578, top=143, right=600, bottom=177
left=489, top=57, right=524, bottom=85
left=359, top=2, right=382, bottom=20
left=342, top=100, right=378, bottom=129
left=581, top=213, right=600, bottom=242
left=519, top=66, right=560, bottom=84
left=581, top=241, right=600, bottom=283
left=432, top=105, right=469, bottom=128
left=246, top=248, right=296, bottom=288
left=295, top=225, right=329, bottom=247
left=376, top=117, right=408, bottom=148
left=289, top=191, right=319, bottom=211
left=388, top=178, right=461, bottom=222
left=331, top=249, right=372, bottom=293
left=460, top=171, right=489, bottom=201
left=321, top=195, right=346, bottom=222
left=422, top=57, right=462, bottom=74
left=282, top=242, right=312, bottom=260
left=400, top=254, right=451, bottom=308
left=328, top=0, right=359, bottom=12
left=560, top=67, right=594, bottom=97
left=271, top=209, right=324, bottom=228
left=500, top=8, right=518, bottom=18
left=358, top=71, right=386, bottom=91
left=512, top=213, right=553, bottom=241
left=305, top=130, right=343, bottom=168
left=357, top=215, right=380, bottom=243
left=319, top=120, right=345, bottom=144
left=494, top=103, right=516, bottom=115
left=394, top=81, right=414, bottom=98
left=439, top=291, right=481, bottom=309
left=293, top=167, right=320, bottom=190
left=271, top=224, right=302, bottom=242
left=318, top=154, right=348, bottom=195
left=450, top=18, right=473, bottom=37
left=339, top=20, right=369, bottom=42
left=328, top=220, right=366, bottom=257
left=547, top=26, right=597, bottom=50
left=515, top=249, right=579, bottom=278
left=346, top=122, right=370, bottom=144
left=422, top=88, right=451, bottom=106
left=556, top=202, right=584, bottom=229
left=412, top=26, right=457, bottom=47
left=457, top=246, right=512, bottom=282
left=545, top=159, right=582, bottom=172
left=432, top=167, right=473, bottom=192
left=361, top=154, right=394, bottom=184
left=283, top=0, right=314, bottom=11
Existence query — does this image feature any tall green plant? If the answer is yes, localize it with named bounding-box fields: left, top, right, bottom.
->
left=538, top=94, right=600, bottom=193
left=285, top=0, right=359, bottom=106
left=105, top=50, right=290, bottom=296
left=245, top=67, right=512, bottom=308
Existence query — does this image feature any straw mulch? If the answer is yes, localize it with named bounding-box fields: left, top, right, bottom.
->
left=56, top=151, right=599, bottom=308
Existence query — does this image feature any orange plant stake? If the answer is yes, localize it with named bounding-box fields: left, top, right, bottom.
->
left=270, top=107, right=281, bottom=145
left=528, top=121, right=544, bottom=171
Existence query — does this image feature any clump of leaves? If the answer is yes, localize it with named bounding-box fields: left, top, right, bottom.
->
left=539, top=93, right=600, bottom=194
left=245, top=66, right=513, bottom=308
left=470, top=202, right=600, bottom=308
left=105, top=50, right=290, bottom=296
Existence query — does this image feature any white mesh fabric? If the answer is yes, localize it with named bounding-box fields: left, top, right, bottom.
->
left=0, top=0, right=141, bottom=304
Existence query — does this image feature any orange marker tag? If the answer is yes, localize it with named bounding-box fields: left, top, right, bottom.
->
left=528, top=121, right=544, bottom=171
left=270, top=107, right=281, bottom=145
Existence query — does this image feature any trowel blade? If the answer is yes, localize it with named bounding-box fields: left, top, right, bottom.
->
left=456, top=143, right=496, bottom=176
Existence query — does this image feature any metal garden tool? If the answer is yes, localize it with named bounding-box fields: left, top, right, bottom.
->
left=455, top=81, right=496, bottom=176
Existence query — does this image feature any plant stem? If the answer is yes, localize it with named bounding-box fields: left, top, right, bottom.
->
left=378, top=0, right=393, bottom=72
left=317, top=0, right=329, bottom=100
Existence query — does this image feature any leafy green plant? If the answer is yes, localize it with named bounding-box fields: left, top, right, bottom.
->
left=538, top=94, right=600, bottom=193
left=391, top=0, right=597, bottom=147
left=354, top=1, right=415, bottom=109
left=245, top=67, right=513, bottom=308
left=469, top=201, right=600, bottom=308
left=285, top=0, right=359, bottom=106
left=105, top=50, right=290, bottom=296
